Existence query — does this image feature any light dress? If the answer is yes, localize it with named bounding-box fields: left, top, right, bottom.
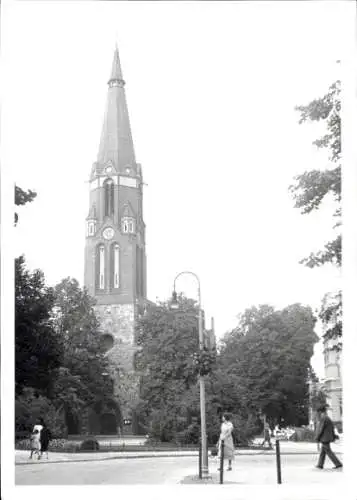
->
left=32, top=424, right=43, bottom=450
left=218, top=421, right=235, bottom=460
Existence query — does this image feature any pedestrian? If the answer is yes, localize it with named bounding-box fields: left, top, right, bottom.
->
left=315, top=405, right=342, bottom=470
left=33, top=419, right=44, bottom=434
left=217, top=413, right=235, bottom=471
left=29, top=428, right=41, bottom=459
left=31, top=418, right=44, bottom=459
left=38, top=417, right=52, bottom=460
left=274, top=423, right=281, bottom=439
left=262, top=423, right=273, bottom=449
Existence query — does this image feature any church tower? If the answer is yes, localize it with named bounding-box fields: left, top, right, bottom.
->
left=84, top=47, right=147, bottom=434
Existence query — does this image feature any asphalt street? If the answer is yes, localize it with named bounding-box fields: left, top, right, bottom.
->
left=15, top=453, right=344, bottom=486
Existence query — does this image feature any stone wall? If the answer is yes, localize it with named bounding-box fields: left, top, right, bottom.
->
left=95, top=302, right=140, bottom=423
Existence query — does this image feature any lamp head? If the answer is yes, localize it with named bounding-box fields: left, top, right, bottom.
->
left=170, top=290, right=179, bottom=310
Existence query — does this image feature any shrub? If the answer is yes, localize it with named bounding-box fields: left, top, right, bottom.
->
left=48, top=438, right=67, bottom=450
left=290, top=427, right=315, bottom=442
left=176, top=423, right=200, bottom=445
left=62, top=442, right=80, bottom=453
left=15, top=387, right=66, bottom=438
left=16, top=439, right=31, bottom=450
left=80, top=439, right=100, bottom=451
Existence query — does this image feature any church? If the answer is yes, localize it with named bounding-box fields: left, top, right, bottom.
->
left=83, top=46, right=149, bottom=435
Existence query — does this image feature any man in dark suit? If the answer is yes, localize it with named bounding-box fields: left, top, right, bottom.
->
left=315, top=405, right=342, bottom=469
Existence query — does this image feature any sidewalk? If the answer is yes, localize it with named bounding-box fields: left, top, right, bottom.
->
left=15, top=440, right=343, bottom=465
left=180, top=461, right=344, bottom=487
left=15, top=449, right=197, bottom=465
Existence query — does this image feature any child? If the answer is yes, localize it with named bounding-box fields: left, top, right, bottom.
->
left=29, top=429, right=41, bottom=459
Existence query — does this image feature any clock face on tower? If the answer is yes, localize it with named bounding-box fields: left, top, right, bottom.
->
left=103, top=227, right=114, bottom=240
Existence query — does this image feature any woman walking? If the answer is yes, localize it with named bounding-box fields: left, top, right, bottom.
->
left=217, top=413, right=235, bottom=471
left=39, top=418, right=52, bottom=459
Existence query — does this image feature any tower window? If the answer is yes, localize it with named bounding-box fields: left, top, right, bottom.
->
left=104, top=178, right=114, bottom=217
left=121, top=217, right=135, bottom=234
left=88, top=222, right=94, bottom=236
left=114, top=244, right=120, bottom=288
left=99, top=245, right=105, bottom=289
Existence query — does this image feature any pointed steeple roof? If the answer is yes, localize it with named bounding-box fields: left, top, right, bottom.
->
left=95, top=46, right=136, bottom=177
left=108, top=45, right=125, bottom=86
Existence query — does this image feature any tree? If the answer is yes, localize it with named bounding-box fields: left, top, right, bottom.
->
left=135, top=297, right=259, bottom=445
left=15, top=185, right=37, bottom=225
left=15, top=256, right=63, bottom=398
left=290, top=78, right=341, bottom=346
left=15, top=387, right=66, bottom=438
left=51, top=278, right=113, bottom=423
left=135, top=297, right=203, bottom=442
left=218, top=304, right=318, bottom=427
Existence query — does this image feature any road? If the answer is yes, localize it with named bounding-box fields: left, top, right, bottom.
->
left=15, top=453, right=344, bottom=486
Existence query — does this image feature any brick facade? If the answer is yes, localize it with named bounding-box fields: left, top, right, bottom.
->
left=83, top=47, right=147, bottom=435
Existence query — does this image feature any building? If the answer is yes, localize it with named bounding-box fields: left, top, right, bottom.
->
left=322, top=336, right=342, bottom=426
left=308, top=337, right=342, bottom=431
left=83, top=46, right=149, bottom=435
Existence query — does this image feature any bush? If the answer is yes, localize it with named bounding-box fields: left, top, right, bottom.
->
left=15, top=438, right=83, bottom=453
left=290, top=427, right=315, bottom=442
left=48, top=439, right=68, bottom=450
left=61, top=442, right=80, bottom=453
left=15, top=387, right=66, bottom=438
left=176, top=423, right=200, bottom=445
left=80, top=439, right=100, bottom=451
left=16, top=439, right=31, bottom=450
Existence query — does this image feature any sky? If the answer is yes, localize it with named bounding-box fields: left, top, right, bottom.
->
left=2, top=1, right=348, bottom=378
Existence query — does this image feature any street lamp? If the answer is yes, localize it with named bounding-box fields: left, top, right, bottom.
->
left=171, top=271, right=210, bottom=479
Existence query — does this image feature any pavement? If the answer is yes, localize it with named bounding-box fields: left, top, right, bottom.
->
left=14, top=451, right=345, bottom=493
left=15, top=439, right=343, bottom=465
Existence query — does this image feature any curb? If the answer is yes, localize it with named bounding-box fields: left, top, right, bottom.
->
left=15, top=449, right=342, bottom=466
left=15, top=452, right=197, bottom=466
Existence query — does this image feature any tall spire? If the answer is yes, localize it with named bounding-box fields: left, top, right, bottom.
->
left=95, top=46, right=136, bottom=176
left=108, top=44, right=125, bottom=87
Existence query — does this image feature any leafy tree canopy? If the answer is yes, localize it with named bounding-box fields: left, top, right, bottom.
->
left=289, top=79, right=341, bottom=268
left=218, top=304, right=318, bottom=427
left=15, top=256, right=62, bottom=398
left=51, top=278, right=113, bottom=413
left=290, top=77, right=342, bottom=347
left=135, top=297, right=200, bottom=433
left=15, top=262, right=113, bottom=436
left=15, top=185, right=37, bottom=225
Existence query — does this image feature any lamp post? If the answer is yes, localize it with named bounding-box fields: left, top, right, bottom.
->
left=171, top=271, right=210, bottom=479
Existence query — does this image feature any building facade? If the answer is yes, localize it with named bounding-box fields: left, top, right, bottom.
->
left=322, top=336, right=342, bottom=425
left=308, top=338, right=343, bottom=430
left=83, top=47, right=148, bottom=435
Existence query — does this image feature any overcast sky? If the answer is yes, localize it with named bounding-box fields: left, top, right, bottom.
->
left=3, top=1, right=349, bottom=377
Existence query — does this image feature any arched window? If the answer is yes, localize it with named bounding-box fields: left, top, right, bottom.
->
left=109, top=243, right=120, bottom=291
left=104, top=178, right=114, bottom=217
left=87, top=222, right=95, bottom=236
left=100, top=333, right=114, bottom=353
left=97, top=245, right=105, bottom=290
left=121, top=217, right=135, bottom=234
left=114, top=244, right=120, bottom=289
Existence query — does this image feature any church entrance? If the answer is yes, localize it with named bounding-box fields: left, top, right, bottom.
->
left=100, top=412, right=117, bottom=434
left=90, top=397, right=122, bottom=435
